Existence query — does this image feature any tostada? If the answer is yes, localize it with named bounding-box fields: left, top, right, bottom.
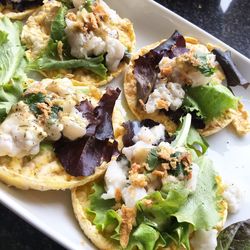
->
left=0, top=77, right=121, bottom=190
left=124, top=30, right=250, bottom=136
left=71, top=114, right=237, bottom=250
left=21, top=0, right=135, bottom=86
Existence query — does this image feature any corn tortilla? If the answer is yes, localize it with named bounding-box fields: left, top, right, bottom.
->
left=124, top=39, right=250, bottom=136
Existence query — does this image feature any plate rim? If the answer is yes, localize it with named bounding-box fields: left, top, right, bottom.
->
left=1, top=1, right=250, bottom=249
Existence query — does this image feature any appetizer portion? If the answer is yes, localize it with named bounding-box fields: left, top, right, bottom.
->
left=0, top=77, right=121, bottom=190
left=124, top=30, right=250, bottom=136
left=21, top=0, right=135, bottom=86
left=0, top=0, right=42, bottom=20
left=72, top=114, right=236, bottom=250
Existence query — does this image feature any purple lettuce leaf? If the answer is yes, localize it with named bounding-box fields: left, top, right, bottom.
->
left=76, top=99, right=98, bottom=136
left=55, top=88, right=121, bottom=177
left=212, top=48, right=249, bottom=88
left=94, top=88, right=121, bottom=140
left=55, top=137, right=118, bottom=177
left=122, top=121, right=141, bottom=147
left=76, top=88, right=121, bottom=139
left=134, top=30, right=188, bottom=104
left=122, top=119, right=174, bottom=147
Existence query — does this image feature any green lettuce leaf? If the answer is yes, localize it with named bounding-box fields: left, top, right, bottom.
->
left=0, top=17, right=25, bottom=121
left=127, top=223, right=166, bottom=250
left=86, top=183, right=121, bottom=239
left=186, top=84, right=238, bottom=121
left=171, top=113, right=208, bottom=155
left=171, top=113, right=192, bottom=148
left=187, top=127, right=208, bottom=155
left=27, top=5, right=107, bottom=79
left=182, top=94, right=205, bottom=120
left=0, top=80, right=23, bottom=122
left=57, top=0, right=73, bottom=8
left=162, top=222, right=190, bottom=250
left=0, top=17, right=25, bottom=85
left=137, top=182, right=190, bottom=231
left=0, top=30, right=8, bottom=45
left=51, top=6, right=67, bottom=42
left=146, top=148, right=161, bottom=171
left=28, top=55, right=107, bottom=78
left=174, top=156, right=221, bottom=230
left=85, top=0, right=95, bottom=12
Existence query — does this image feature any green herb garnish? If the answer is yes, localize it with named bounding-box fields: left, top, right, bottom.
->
left=23, top=92, right=46, bottom=116
left=146, top=148, right=161, bottom=171
left=50, top=105, right=63, bottom=121
left=195, top=53, right=216, bottom=77
left=85, top=0, right=95, bottom=12
left=50, top=6, right=68, bottom=42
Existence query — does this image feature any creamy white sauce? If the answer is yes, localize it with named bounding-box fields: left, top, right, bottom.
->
left=105, top=37, right=126, bottom=72
left=122, top=141, right=154, bottom=161
left=145, top=82, right=185, bottom=114
left=0, top=102, right=46, bottom=158
left=159, top=43, right=217, bottom=87
left=191, top=229, right=218, bottom=250
left=99, top=0, right=120, bottom=23
left=0, top=78, right=91, bottom=158
left=64, top=5, right=125, bottom=72
left=72, top=0, right=84, bottom=9
left=65, top=26, right=106, bottom=59
left=61, top=108, right=89, bottom=141
left=101, top=159, right=129, bottom=200
left=121, top=186, right=147, bottom=208
left=223, top=182, right=243, bottom=214
left=132, top=124, right=165, bottom=145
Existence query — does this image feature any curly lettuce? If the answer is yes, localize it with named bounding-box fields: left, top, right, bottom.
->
left=0, top=81, right=23, bottom=122
left=86, top=116, right=221, bottom=250
left=185, top=84, right=238, bottom=122
left=87, top=183, right=121, bottom=239
left=87, top=157, right=222, bottom=250
left=0, top=17, right=25, bottom=121
left=174, top=156, right=221, bottom=230
left=172, top=114, right=208, bottom=155
left=0, top=17, right=25, bottom=85
left=137, top=182, right=190, bottom=231
left=127, top=224, right=166, bottom=250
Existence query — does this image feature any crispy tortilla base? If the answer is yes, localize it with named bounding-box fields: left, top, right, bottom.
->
left=124, top=40, right=250, bottom=136
left=71, top=176, right=228, bottom=250
left=71, top=110, right=228, bottom=249
left=0, top=148, right=107, bottom=191
left=0, top=83, right=119, bottom=191
left=21, top=1, right=136, bottom=87
left=72, top=182, right=119, bottom=250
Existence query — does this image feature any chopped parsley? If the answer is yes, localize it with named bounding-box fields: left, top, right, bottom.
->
left=49, top=105, right=63, bottom=122
left=146, top=148, right=191, bottom=177
left=195, top=53, right=216, bottom=77
left=85, top=0, right=95, bottom=12
left=198, top=64, right=216, bottom=77
left=23, top=92, right=46, bottom=116
left=146, top=148, right=161, bottom=171
left=23, top=93, right=63, bottom=121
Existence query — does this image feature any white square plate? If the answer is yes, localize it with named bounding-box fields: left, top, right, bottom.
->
left=1, top=1, right=250, bottom=249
